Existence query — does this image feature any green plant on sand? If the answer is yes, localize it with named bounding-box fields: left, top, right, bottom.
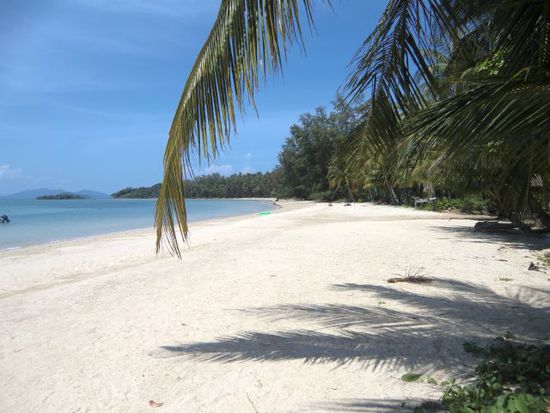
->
left=441, top=340, right=550, bottom=412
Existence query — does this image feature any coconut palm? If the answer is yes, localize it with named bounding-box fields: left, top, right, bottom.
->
left=156, top=0, right=550, bottom=255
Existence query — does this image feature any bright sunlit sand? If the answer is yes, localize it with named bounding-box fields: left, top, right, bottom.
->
left=4, top=0, right=549, bottom=410
left=1, top=201, right=548, bottom=412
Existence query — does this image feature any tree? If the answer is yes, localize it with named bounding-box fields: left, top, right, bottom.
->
left=343, top=0, right=550, bottom=229
left=276, top=97, right=360, bottom=200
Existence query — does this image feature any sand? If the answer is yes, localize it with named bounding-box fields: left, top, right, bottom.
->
left=0, top=201, right=549, bottom=412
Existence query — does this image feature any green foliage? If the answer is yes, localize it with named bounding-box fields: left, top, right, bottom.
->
left=308, top=190, right=332, bottom=202
left=186, top=172, right=277, bottom=198
left=426, top=377, right=438, bottom=385
left=336, top=0, right=550, bottom=231
left=442, top=341, right=550, bottom=413
left=420, top=196, right=489, bottom=214
left=276, top=97, right=361, bottom=200
left=112, top=185, right=161, bottom=199
left=401, top=373, right=423, bottom=382
left=112, top=172, right=276, bottom=199
left=37, top=192, right=87, bottom=200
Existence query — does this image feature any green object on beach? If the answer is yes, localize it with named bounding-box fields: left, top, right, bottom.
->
left=401, top=373, right=422, bottom=382
left=258, top=211, right=272, bottom=215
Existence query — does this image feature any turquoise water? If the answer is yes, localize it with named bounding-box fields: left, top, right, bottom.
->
left=0, top=199, right=273, bottom=250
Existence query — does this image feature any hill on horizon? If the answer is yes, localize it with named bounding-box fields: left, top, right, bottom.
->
left=0, top=188, right=111, bottom=200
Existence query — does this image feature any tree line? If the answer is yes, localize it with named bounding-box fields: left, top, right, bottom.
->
left=37, top=192, right=87, bottom=200
left=112, top=172, right=277, bottom=199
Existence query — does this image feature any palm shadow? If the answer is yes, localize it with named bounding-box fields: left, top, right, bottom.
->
left=158, top=279, right=549, bottom=374
left=428, top=224, right=550, bottom=251
left=331, top=279, right=549, bottom=341
left=312, top=398, right=442, bottom=412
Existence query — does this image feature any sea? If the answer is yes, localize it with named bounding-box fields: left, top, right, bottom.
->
left=0, top=199, right=274, bottom=250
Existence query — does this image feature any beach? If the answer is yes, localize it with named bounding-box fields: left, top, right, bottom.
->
left=1, top=201, right=549, bottom=412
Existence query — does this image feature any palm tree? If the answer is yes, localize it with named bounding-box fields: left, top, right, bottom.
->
left=341, top=0, right=550, bottom=226
left=155, top=0, right=550, bottom=255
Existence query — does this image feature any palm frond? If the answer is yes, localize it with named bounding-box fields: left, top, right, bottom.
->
left=156, top=0, right=318, bottom=256
left=336, top=0, right=460, bottom=190
left=492, top=0, right=548, bottom=76
left=405, top=76, right=550, bottom=159
left=345, top=0, right=454, bottom=113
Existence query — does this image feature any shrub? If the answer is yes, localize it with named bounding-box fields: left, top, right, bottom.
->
left=309, top=190, right=333, bottom=201
left=442, top=340, right=550, bottom=412
left=426, top=195, right=488, bottom=214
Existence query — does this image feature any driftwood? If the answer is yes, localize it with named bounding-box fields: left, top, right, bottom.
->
left=387, top=276, right=432, bottom=284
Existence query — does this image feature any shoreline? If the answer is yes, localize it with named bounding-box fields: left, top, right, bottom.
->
left=0, top=198, right=282, bottom=254
left=0, top=200, right=313, bottom=300
left=0, top=199, right=496, bottom=256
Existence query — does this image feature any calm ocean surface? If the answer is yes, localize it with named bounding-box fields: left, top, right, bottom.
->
left=0, top=199, right=274, bottom=250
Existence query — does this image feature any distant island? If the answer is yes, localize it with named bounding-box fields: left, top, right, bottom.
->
left=37, top=192, right=88, bottom=200
left=112, top=172, right=276, bottom=199
left=1, top=188, right=110, bottom=200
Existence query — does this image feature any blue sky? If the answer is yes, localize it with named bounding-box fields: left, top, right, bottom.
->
left=0, top=0, right=386, bottom=194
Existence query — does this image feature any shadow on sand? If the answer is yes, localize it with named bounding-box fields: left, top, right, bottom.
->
left=155, top=223, right=550, bottom=411
left=428, top=223, right=550, bottom=251
left=156, top=274, right=549, bottom=412
left=313, top=398, right=443, bottom=412
left=158, top=279, right=549, bottom=373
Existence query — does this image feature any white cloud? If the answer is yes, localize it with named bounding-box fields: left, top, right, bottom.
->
left=0, top=164, right=22, bottom=180
left=240, top=166, right=256, bottom=174
left=199, top=164, right=233, bottom=176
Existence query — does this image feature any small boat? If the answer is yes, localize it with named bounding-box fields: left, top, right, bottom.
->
left=1, top=214, right=10, bottom=223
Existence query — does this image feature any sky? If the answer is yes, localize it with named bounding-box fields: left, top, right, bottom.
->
left=0, top=0, right=386, bottom=194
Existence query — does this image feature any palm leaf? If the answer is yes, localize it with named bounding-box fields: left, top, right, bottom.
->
left=345, top=0, right=454, bottom=114
left=156, top=0, right=318, bottom=256
left=404, top=77, right=550, bottom=159
left=336, top=0, right=461, bottom=192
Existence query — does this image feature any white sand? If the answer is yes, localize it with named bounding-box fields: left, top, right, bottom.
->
left=1, top=202, right=549, bottom=412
